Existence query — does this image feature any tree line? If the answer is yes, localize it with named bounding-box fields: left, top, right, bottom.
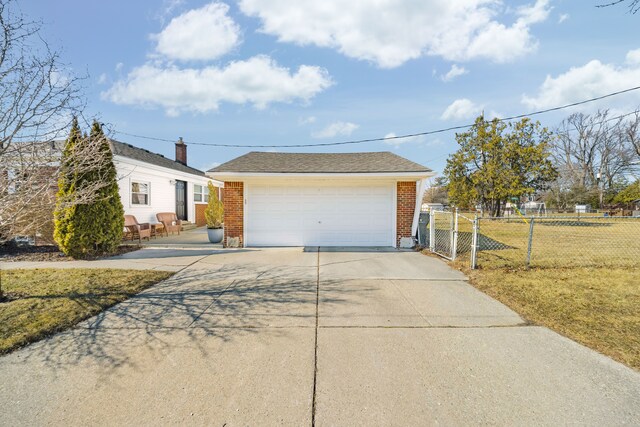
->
left=433, top=111, right=640, bottom=216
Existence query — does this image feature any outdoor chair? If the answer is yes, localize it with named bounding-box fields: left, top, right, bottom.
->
left=124, top=215, right=152, bottom=243
left=156, top=212, right=181, bottom=236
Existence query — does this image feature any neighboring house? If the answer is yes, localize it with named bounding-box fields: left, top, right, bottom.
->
left=208, top=152, right=434, bottom=248
left=112, top=138, right=222, bottom=226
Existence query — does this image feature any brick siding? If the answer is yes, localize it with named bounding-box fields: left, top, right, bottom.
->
left=396, top=181, right=416, bottom=247
left=222, top=182, right=243, bottom=247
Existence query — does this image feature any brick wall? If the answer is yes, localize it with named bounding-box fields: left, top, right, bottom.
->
left=396, top=181, right=416, bottom=247
left=222, top=182, right=243, bottom=247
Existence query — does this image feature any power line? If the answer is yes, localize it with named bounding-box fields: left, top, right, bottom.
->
left=111, top=85, right=640, bottom=149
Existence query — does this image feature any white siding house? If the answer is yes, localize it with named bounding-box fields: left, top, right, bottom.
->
left=110, top=139, right=222, bottom=226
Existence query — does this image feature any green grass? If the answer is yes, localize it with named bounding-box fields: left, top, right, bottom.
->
left=0, top=269, right=173, bottom=354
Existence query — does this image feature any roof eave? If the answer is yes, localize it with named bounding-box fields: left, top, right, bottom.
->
left=207, top=171, right=435, bottom=181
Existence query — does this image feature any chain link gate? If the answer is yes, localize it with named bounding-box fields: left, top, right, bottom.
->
left=428, top=209, right=478, bottom=268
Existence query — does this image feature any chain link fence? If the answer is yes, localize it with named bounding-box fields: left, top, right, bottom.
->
left=424, top=210, right=640, bottom=270
left=476, top=216, right=640, bottom=269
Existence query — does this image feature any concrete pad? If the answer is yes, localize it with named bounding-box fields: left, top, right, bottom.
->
left=80, top=270, right=235, bottom=329
left=192, top=247, right=318, bottom=280
left=319, top=279, right=428, bottom=327
left=315, top=327, right=640, bottom=426
left=319, top=250, right=466, bottom=280
left=1, top=327, right=315, bottom=426
left=195, top=278, right=318, bottom=328
left=143, top=226, right=220, bottom=249
left=391, top=279, right=524, bottom=327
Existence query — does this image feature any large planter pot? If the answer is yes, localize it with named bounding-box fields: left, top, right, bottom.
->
left=207, top=227, right=223, bottom=243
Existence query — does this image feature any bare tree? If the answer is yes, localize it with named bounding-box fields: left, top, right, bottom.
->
left=422, top=177, right=448, bottom=205
left=1, top=131, right=119, bottom=243
left=550, top=110, right=638, bottom=209
left=623, top=111, right=640, bottom=160
left=597, top=0, right=640, bottom=13
left=0, top=0, right=83, bottom=243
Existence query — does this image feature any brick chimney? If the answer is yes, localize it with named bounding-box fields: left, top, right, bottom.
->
left=175, top=137, right=187, bottom=165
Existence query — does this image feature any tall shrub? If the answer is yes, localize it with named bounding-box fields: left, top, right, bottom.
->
left=204, top=181, right=223, bottom=228
left=53, top=117, right=81, bottom=250
left=54, top=121, right=124, bottom=258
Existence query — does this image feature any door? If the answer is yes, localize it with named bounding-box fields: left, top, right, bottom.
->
left=175, top=180, right=187, bottom=221
left=245, top=183, right=395, bottom=246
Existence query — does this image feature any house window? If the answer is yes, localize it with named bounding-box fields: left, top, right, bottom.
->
left=131, top=181, right=150, bottom=205
left=194, top=184, right=209, bottom=202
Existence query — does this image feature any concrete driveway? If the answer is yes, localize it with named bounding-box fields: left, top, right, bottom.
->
left=1, top=248, right=639, bottom=426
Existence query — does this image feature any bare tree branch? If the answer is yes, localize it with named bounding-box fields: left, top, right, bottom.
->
left=0, top=0, right=85, bottom=243
left=596, top=0, right=640, bottom=14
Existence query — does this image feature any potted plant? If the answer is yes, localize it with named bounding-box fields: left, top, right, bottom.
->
left=204, top=181, right=224, bottom=243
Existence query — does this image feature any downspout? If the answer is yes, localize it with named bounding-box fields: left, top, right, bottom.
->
left=411, top=178, right=428, bottom=237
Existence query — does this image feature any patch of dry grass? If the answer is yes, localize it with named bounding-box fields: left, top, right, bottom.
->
left=463, top=266, right=640, bottom=370
left=427, top=216, right=640, bottom=370
left=0, top=269, right=173, bottom=354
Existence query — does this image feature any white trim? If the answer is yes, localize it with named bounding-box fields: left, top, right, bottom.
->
left=392, top=183, right=398, bottom=247
left=243, top=185, right=248, bottom=247
left=209, top=171, right=434, bottom=180
left=130, top=178, right=151, bottom=207
left=411, top=178, right=428, bottom=236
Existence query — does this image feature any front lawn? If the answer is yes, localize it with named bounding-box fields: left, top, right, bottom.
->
left=465, top=266, right=640, bottom=370
left=0, top=268, right=173, bottom=354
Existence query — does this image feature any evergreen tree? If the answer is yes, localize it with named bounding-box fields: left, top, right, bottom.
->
left=53, top=117, right=81, bottom=251
left=444, top=116, right=558, bottom=216
left=613, top=180, right=640, bottom=204
left=54, top=120, right=124, bottom=258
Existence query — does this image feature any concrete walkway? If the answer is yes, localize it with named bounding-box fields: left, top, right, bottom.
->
left=1, top=248, right=639, bottom=425
left=1, top=228, right=219, bottom=271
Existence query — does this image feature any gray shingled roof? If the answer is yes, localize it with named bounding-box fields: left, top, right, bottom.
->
left=51, top=139, right=206, bottom=176
left=110, top=140, right=205, bottom=177
left=209, top=152, right=431, bottom=174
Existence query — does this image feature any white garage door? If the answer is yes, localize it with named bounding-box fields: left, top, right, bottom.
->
left=246, top=183, right=395, bottom=246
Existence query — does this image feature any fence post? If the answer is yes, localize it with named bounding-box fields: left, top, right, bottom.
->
left=526, top=216, right=535, bottom=268
left=471, top=215, right=478, bottom=269
left=451, top=208, right=458, bottom=260
left=429, top=209, right=435, bottom=252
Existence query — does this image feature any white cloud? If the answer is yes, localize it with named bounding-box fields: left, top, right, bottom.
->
left=558, top=13, right=569, bottom=23
left=155, top=0, right=185, bottom=24
left=441, top=64, right=468, bottom=82
left=522, top=49, right=640, bottom=110
left=115, top=62, right=124, bottom=72
left=97, top=73, right=108, bottom=85
left=239, top=0, right=551, bottom=68
left=626, top=48, right=640, bottom=65
left=299, top=116, right=316, bottom=125
left=152, top=2, right=241, bottom=61
left=441, top=98, right=483, bottom=121
left=104, top=55, right=333, bottom=115
left=312, top=121, right=358, bottom=139
left=382, top=132, right=425, bottom=147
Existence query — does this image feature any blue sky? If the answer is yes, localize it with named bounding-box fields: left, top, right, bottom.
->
left=21, top=0, right=640, bottom=175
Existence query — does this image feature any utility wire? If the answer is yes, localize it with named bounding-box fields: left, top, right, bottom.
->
left=111, top=85, right=640, bottom=148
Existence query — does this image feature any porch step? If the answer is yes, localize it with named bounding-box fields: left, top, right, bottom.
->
left=181, top=221, right=198, bottom=231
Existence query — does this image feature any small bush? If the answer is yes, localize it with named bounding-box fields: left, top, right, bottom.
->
left=204, top=181, right=223, bottom=229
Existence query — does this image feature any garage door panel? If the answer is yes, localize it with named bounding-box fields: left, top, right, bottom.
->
left=246, top=184, right=395, bottom=247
